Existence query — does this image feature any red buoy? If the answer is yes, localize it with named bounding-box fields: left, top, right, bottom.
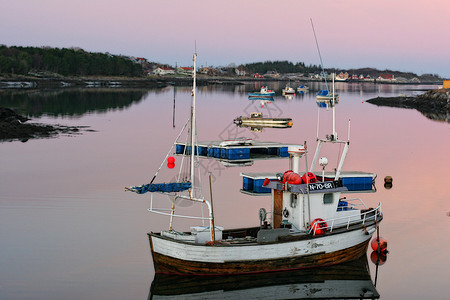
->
left=371, top=237, right=388, bottom=253
left=167, top=162, right=175, bottom=169
left=283, top=170, right=302, bottom=184
left=370, top=250, right=387, bottom=265
left=167, top=156, right=175, bottom=164
left=302, top=172, right=317, bottom=184
left=310, top=218, right=327, bottom=235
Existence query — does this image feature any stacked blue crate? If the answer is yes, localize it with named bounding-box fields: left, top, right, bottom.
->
left=342, top=177, right=373, bottom=191
left=176, top=144, right=185, bottom=154
left=277, top=147, right=289, bottom=157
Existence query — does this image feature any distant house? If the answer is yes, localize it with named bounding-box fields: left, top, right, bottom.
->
left=363, top=75, right=374, bottom=81
left=135, top=57, right=147, bottom=64
left=349, top=74, right=359, bottom=80
left=377, top=74, right=395, bottom=81
left=199, top=67, right=210, bottom=75
left=336, top=72, right=349, bottom=81
left=235, top=68, right=246, bottom=76
left=153, top=67, right=175, bottom=75
left=177, top=67, right=194, bottom=75
left=253, top=73, right=264, bottom=78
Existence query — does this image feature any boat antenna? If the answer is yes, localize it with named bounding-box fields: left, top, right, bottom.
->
left=190, top=51, right=197, bottom=193
left=310, top=18, right=329, bottom=92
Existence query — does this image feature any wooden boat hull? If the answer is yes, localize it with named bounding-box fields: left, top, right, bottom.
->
left=149, top=254, right=379, bottom=299
left=148, top=223, right=376, bottom=275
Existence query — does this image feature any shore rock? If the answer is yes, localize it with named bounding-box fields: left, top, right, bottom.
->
left=0, top=107, right=88, bottom=142
left=366, top=89, right=450, bottom=122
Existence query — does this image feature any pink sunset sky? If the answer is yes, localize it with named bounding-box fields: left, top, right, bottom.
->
left=1, top=0, right=449, bottom=77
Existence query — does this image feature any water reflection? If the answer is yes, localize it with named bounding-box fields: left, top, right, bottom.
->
left=149, top=254, right=379, bottom=299
left=0, top=88, right=151, bottom=117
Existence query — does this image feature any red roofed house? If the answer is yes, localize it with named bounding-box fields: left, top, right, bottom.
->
left=377, top=74, right=395, bottom=81
left=177, top=67, right=194, bottom=75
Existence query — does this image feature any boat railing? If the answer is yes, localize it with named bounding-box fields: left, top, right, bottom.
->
left=147, top=193, right=212, bottom=221
left=337, top=197, right=368, bottom=211
left=311, top=202, right=382, bottom=235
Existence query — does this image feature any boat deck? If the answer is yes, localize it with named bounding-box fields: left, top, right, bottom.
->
left=240, top=171, right=377, bottom=195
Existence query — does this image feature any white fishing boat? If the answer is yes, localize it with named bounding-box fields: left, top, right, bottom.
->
left=126, top=53, right=382, bottom=276
left=282, top=82, right=296, bottom=96
left=248, top=86, right=275, bottom=98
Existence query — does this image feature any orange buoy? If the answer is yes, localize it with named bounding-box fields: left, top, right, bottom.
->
left=371, top=236, right=388, bottom=253
left=302, top=172, right=317, bottom=184
left=370, top=250, right=387, bottom=265
left=310, top=218, right=327, bottom=235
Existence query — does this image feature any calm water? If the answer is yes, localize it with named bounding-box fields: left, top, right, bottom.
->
left=0, top=83, right=449, bottom=299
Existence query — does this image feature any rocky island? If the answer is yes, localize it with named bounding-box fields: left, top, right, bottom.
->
left=0, top=107, right=90, bottom=142
left=366, top=89, right=450, bottom=123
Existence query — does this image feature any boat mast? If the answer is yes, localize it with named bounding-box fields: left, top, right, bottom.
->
left=190, top=52, right=197, bottom=194
left=311, top=18, right=329, bottom=92
left=332, top=73, right=337, bottom=140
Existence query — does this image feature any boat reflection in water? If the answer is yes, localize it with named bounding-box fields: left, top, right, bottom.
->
left=316, top=98, right=339, bottom=110
left=149, top=254, right=380, bottom=299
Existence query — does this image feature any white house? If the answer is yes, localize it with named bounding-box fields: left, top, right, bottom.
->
left=153, top=67, right=175, bottom=75
left=235, top=68, right=246, bottom=76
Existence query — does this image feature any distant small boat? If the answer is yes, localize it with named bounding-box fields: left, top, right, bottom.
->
left=297, top=85, right=309, bottom=92
left=317, top=89, right=339, bottom=101
left=282, top=82, right=295, bottom=95
left=234, top=112, right=293, bottom=128
left=248, top=86, right=275, bottom=98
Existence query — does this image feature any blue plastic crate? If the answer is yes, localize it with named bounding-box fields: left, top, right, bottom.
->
left=242, top=177, right=254, bottom=191
left=197, top=146, right=208, bottom=156
left=227, top=148, right=250, bottom=160
left=176, top=144, right=185, bottom=154
left=277, top=147, right=289, bottom=157
left=253, top=178, right=271, bottom=193
left=342, top=177, right=373, bottom=191
left=213, top=148, right=221, bottom=158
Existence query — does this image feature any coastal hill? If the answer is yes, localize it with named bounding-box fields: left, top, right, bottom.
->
left=0, top=45, right=445, bottom=87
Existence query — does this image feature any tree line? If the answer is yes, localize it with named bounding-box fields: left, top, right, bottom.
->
left=241, top=60, right=322, bottom=75
left=0, top=45, right=143, bottom=77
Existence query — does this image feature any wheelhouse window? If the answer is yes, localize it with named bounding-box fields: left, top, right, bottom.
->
left=323, top=193, right=333, bottom=204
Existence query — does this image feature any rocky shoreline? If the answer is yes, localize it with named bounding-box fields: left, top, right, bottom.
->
left=366, top=89, right=450, bottom=122
left=0, top=107, right=91, bottom=142
left=0, top=75, right=443, bottom=89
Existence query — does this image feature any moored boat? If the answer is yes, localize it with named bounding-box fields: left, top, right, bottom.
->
left=234, top=112, right=293, bottom=128
left=126, top=53, right=383, bottom=276
left=282, top=82, right=295, bottom=96
left=248, top=86, right=275, bottom=98
left=297, top=84, right=309, bottom=92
